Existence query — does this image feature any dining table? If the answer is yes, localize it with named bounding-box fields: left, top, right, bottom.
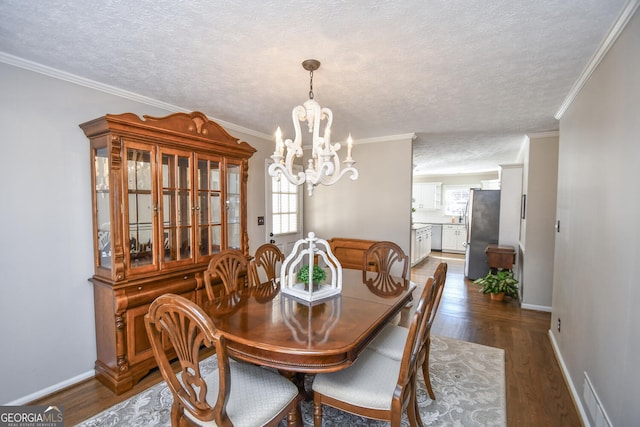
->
left=202, top=268, right=416, bottom=376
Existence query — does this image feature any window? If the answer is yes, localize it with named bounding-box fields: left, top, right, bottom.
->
left=271, top=176, right=299, bottom=235
left=444, top=186, right=470, bottom=216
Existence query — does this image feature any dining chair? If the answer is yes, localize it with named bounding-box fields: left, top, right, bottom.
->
left=144, top=293, right=300, bottom=427
left=362, top=241, right=411, bottom=320
left=362, top=240, right=409, bottom=279
left=311, top=276, right=437, bottom=427
left=249, top=243, right=284, bottom=286
left=204, top=249, right=249, bottom=299
left=366, top=262, right=448, bottom=401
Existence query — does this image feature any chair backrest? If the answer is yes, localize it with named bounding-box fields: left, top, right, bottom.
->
left=362, top=241, right=409, bottom=279
left=394, top=276, right=437, bottom=409
left=416, top=262, right=448, bottom=363
left=428, top=262, right=448, bottom=325
left=249, top=243, right=284, bottom=286
left=204, top=249, right=249, bottom=299
left=144, top=293, right=229, bottom=425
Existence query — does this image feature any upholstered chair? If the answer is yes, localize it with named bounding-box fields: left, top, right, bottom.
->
left=367, top=262, right=448, bottom=401
left=249, top=243, right=284, bottom=286
left=144, top=293, right=300, bottom=426
left=311, top=276, right=437, bottom=427
left=204, top=249, right=249, bottom=299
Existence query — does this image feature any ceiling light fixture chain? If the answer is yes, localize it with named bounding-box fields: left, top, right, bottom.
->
left=269, top=59, right=358, bottom=196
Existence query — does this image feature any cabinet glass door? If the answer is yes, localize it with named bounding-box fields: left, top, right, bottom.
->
left=94, top=146, right=111, bottom=269
left=160, top=149, right=193, bottom=266
left=196, top=155, right=222, bottom=259
left=226, top=161, right=241, bottom=250
left=126, top=145, right=157, bottom=271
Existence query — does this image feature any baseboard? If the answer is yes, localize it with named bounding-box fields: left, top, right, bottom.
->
left=521, top=303, right=552, bottom=312
left=5, top=370, right=95, bottom=405
left=548, top=330, right=590, bottom=427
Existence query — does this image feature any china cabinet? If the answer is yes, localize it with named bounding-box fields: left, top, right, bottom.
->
left=80, top=111, right=255, bottom=393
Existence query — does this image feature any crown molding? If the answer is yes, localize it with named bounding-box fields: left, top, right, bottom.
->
left=355, top=133, right=417, bottom=145
left=0, top=51, right=272, bottom=140
left=528, top=130, right=559, bottom=139
left=301, top=132, right=417, bottom=150
left=555, top=0, right=640, bottom=119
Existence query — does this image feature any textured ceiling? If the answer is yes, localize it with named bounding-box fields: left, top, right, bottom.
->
left=0, top=0, right=629, bottom=175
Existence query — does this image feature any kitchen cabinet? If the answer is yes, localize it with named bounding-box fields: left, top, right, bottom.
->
left=80, top=111, right=255, bottom=394
left=442, top=224, right=466, bottom=253
left=412, top=182, right=442, bottom=210
left=411, top=225, right=432, bottom=266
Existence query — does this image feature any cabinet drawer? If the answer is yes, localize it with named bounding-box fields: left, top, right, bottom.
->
left=126, top=290, right=195, bottom=365
left=123, top=274, right=198, bottom=308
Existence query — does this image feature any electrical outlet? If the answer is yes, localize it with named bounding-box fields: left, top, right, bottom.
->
left=557, top=318, right=561, bottom=332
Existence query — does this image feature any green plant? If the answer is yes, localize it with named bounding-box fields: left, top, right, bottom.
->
left=297, top=264, right=326, bottom=285
left=473, top=269, right=519, bottom=299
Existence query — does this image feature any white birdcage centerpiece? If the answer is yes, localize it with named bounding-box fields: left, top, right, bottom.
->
left=280, top=232, right=342, bottom=304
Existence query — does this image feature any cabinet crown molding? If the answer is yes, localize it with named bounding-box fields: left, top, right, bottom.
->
left=81, top=111, right=256, bottom=156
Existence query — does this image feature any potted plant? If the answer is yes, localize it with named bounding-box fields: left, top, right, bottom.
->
left=473, top=269, right=519, bottom=301
left=297, top=264, right=327, bottom=290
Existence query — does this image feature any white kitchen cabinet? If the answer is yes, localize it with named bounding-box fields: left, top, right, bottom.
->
left=411, top=225, right=432, bottom=266
left=412, top=182, right=442, bottom=210
left=442, top=224, right=466, bottom=253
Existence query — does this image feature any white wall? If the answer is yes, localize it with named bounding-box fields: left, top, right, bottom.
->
left=498, top=163, right=523, bottom=250
left=552, top=8, right=640, bottom=426
left=304, top=137, right=414, bottom=255
left=520, top=134, right=558, bottom=309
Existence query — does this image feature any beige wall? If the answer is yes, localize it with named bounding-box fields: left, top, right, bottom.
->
left=0, top=60, right=414, bottom=404
left=304, top=137, right=414, bottom=255
left=552, top=8, right=640, bottom=426
left=0, top=62, right=176, bottom=404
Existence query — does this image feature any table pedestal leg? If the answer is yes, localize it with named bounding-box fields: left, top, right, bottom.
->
left=279, top=370, right=314, bottom=401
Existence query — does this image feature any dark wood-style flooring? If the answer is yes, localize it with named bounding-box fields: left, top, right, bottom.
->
left=31, top=252, right=582, bottom=426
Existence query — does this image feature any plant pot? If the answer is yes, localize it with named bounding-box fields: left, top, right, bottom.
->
left=303, top=283, right=321, bottom=291
left=490, top=292, right=505, bottom=301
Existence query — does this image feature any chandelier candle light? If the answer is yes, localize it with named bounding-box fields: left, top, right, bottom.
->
left=269, top=59, right=358, bottom=196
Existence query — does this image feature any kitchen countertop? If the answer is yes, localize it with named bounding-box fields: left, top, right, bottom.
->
left=411, top=223, right=432, bottom=230
left=412, top=222, right=465, bottom=229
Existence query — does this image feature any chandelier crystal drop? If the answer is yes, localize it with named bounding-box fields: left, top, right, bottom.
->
left=268, top=59, right=358, bottom=196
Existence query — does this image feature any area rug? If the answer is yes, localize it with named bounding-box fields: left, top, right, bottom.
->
left=75, top=335, right=505, bottom=426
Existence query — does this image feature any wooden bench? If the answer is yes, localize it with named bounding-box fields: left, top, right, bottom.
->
left=327, top=237, right=377, bottom=270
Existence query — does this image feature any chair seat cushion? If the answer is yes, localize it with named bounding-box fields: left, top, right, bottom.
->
left=312, top=349, right=401, bottom=410
left=182, top=357, right=298, bottom=427
left=366, top=323, right=408, bottom=361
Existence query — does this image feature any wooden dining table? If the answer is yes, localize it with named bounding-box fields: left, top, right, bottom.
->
left=202, top=268, right=415, bottom=374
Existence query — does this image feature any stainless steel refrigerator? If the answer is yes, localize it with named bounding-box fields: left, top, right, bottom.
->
left=464, top=189, right=500, bottom=280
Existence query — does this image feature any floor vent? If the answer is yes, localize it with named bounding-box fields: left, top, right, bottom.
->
left=583, top=372, right=612, bottom=427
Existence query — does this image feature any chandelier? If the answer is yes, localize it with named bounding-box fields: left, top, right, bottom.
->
left=268, top=59, right=358, bottom=196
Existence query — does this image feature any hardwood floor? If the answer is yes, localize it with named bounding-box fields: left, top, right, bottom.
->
left=415, top=252, right=582, bottom=427
left=31, top=252, right=582, bottom=426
